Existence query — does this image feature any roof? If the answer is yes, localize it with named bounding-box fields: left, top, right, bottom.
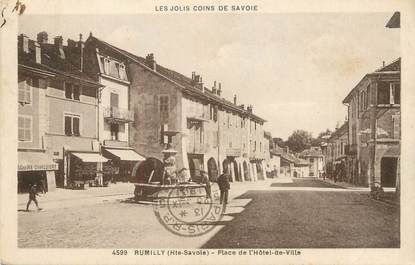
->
left=329, top=121, right=348, bottom=140
left=386, top=12, right=400, bottom=28
left=88, top=35, right=266, bottom=123
left=294, top=157, right=309, bottom=166
left=299, top=148, right=323, bottom=158
left=18, top=37, right=102, bottom=87
left=342, top=58, right=401, bottom=104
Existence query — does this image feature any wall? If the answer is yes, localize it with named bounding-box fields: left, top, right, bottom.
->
left=128, top=62, right=183, bottom=166
left=98, top=77, right=130, bottom=143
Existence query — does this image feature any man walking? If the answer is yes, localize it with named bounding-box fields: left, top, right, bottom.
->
left=26, top=184, right=41, bottom=211
left=217, top=171, right=230, bottom=204
left=201, top=170, right=211, bottom=199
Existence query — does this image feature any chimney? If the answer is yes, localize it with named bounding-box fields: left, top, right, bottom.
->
left=18, top=34, right=29, bottom=53
left=145, top=53, right=156, bottom=71
left=382, top=61, right=385, bottom=67
left=67, top=38, right=77, bottom=48
left=233, top=94, right=237, bottom=105
left=192, top=71, right=196, bottom=81
left=78, top=34, right=84, bottom=72
left=54, top=36, right=65, bottom=59
left=37, top=31, right=48, bottom=44
left=217, top=82, right=222, bottom=96
left=240, top=104, right=245, bottom=110
left=212, top=81, right=217, bottom=94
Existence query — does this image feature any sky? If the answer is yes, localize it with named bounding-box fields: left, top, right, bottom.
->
left=18, top=13, right=400, bottom=139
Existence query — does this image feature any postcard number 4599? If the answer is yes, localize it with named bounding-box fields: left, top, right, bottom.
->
left=112, top=249, right=128, bottom=255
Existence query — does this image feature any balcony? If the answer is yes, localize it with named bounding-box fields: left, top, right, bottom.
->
left=187, top=142, right=208, bottom=154
left=103, top=106, right=134, bottom=123
left=345, top=144, right=357, bottom=155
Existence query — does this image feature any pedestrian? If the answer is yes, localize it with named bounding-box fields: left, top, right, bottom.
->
left=26, top=184, right=41, bottom=211
left=200, top=170, right=211, bottom=199
left=217, top=171, right=230, bottom=204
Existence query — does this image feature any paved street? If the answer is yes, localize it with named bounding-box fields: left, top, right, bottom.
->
left=18, top=178, right=399, bottom=248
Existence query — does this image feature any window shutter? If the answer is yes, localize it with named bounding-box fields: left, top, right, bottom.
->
left=18, top=84, right=25, bottom=103
left=394, top=83, right=400, bottom=104
left=73, top=117, right=80, bottom=136
left=18, top=116, right=24, bottom=140
left=65, top=83, right=73, bottom=99
left=65, top=116, right=72, bottom=135
left=25, top=118, right=31, bottom=141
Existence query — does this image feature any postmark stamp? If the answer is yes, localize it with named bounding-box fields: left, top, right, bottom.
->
left=152, top=186, right=226, bottom=237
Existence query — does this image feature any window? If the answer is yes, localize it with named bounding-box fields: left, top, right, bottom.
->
left=159, top=95, right=169, bottom=121
left=254, top=141, right=257, bottom=151
left=111, top=123, right=119, bottom=140
left=18, top=115, right=32, bottom=141
left=104, top=58, right=110, bottom=74
left=64, top=82, right=81, bottom=101
left=392, top=115, right=400, bottom=139
left=110, top=93, right=119, bottom=108
left=73, top=85, right=80, bottom=101
left=64, top=114, right=80, bottom=136
left=18, top=77, right=32, bottom=104
left=209, top=104, right=218, bottom=122
left=391, top=83, right=400, bottom=104
left=378, top=82, right=400, bottom=105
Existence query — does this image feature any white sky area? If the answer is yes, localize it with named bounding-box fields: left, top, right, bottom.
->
left=19, top=13, right=400, bottom=139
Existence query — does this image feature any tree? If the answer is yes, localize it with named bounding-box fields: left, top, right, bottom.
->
left=311, top=129, right=332, bottom=146
left=286, top=130, right=312, bottom=153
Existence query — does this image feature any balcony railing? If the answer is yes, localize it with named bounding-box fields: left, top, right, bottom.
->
left=103, top=106, right=134, bottom=123
left=345, top=144, right=357, bottom=155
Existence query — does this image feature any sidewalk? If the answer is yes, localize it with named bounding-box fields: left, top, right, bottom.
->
left=319, top=178, right=370, bottom=191
left=18, top=179, right=272, bottom=211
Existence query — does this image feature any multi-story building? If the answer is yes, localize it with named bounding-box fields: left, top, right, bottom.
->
left=85, top=34, right=268, bottom=183
left=83, top=36, right=145, bottom=183
left=299, top=147, right=325, bottom=178
left=326, top=122, right=350, bottom=182
left=342, top=58, right=400, bottom=188
left=17, top=33, right=105, bottom=191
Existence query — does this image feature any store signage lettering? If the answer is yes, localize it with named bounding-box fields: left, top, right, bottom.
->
left=18, top=164, right=58, bottom=171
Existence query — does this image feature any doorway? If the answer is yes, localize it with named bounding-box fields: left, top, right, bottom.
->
left=381, top=157, right=398, bottom=187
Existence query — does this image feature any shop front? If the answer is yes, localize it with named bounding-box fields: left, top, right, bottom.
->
left=102, top=147, right=146, bottom=182
left=18, top=150, right=58, bottom=193
left=66, top=151, right=109, bottom=188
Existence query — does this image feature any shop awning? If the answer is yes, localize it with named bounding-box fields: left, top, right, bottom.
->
left=105, top=149, right=145, bottom=161
left=18, top=151, right=58, bottom=171
left=72, top=152, right=109, bottom=163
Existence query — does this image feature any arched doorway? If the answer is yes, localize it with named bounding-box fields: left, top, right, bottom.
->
left=233, top=161, right=240, bottom=181
left=381, top=157, right=398, bottom=187
left=222, top=158, right=232, bottom=182
left=243, top=161, right=250, bottom=181
left=207, top=157, right=218, bottom=182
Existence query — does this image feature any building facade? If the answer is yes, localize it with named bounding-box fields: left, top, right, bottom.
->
left=299, top=147, right=325, bottom=178
left=342, top=58, right=400, bottom=188
left=18, top=33, right=105, bottom=191
left=326, top=122, right=349, bottom=182
left=84, top=35, right=268, bottom=184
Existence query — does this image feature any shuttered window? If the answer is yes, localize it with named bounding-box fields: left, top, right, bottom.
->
left=18, top=77, right=32, bottom=104
left=18, top=115, right=32, bottom=141
left=64, top=114, right=81, bottom=136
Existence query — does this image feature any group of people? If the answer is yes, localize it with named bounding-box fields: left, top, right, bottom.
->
left=201, top=170, right=231, bottom=204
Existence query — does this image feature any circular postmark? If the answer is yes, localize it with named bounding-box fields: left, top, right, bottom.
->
left=152, top=186, right=225, bottom=237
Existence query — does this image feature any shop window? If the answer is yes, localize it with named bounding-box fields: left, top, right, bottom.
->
left=64, top=114, right=80, bottom=136
left=18, top=115, right=32, bottom=142
left=159, top=95, right=169, bottom=121
left=18, top=77, right=32, bottom=104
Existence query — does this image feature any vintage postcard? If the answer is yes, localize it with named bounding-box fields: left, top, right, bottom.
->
left=1, top=0, right=414, bottom=264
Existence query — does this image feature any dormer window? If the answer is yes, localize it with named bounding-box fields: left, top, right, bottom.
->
left=99, top=55, right=128, bottom=81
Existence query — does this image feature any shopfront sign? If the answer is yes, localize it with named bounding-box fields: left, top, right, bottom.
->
left=18, top=163, right=58, bottom=171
